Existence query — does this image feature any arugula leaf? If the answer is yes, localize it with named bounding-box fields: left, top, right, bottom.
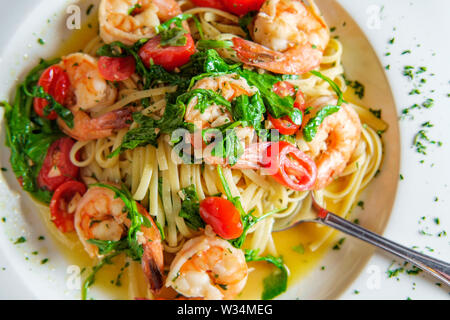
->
left=302, top=105, right=341, bottom=142
left=302, top=71, right=346, bottom=142
left=245, top=249, right=288, bottom=300
left=177, top=89, right=231, bottom=114
left=155, top=13, right=193, bottom=34
left=310, top=70, right=346, bottom=106
left=32, top=86, right=73, bottom=128
left=204, top=122, right=244, bottom=167
left=239, top=69, right=302, bottom=125
left=231, top=91, right=265, bottom=132
left=239, top=11, right=258, bottom=39
left=2, top=59, right=63, bottom=204
left=155, top=13, right=193, bottom=47
left=110, top=100, right=188, bottom=157
left=86, top=238, right=128, bottom=256
left=197, top=40, right=233, bottom=50
left=179, top=185, right=205, bottom=230
left=82, top=251, right=120, bottom=300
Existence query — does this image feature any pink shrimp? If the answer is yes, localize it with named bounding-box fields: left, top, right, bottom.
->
left=74, top=185, right=164, bottom=293
left=57, top=53, right=132, bottom=141
left=99, top=0, right=184, bottom=45
left=232, top=0, right=330, bottom=75
left=305, top=96, right=362, bottom=190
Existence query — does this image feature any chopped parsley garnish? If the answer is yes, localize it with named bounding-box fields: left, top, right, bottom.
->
left=37, top=38, right=45, bottom=45
left=292, top=244, right=305, bottom=255
left=332, top=237, right=346, bottom=250
left=14, top=236, right=26, bottom=244
left=178, top=185, right=204, bottom=231
left=86, top=4, right=94, bottom=15
left=369, top=108, right=382, bottom=119
left=41, top=258, right=49, bottom=265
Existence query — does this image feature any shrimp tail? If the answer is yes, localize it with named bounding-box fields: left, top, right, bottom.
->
left=232, top=37, right=322, bottom=75
left=95, top=108, right=133, bottom=130
left=142, top=242, right=165, bottom=293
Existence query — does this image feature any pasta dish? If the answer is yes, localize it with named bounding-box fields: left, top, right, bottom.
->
left=2, top=0, right=387, bottom=300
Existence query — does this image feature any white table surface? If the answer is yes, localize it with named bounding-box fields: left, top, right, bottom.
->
left=0, top=0, right=448, bottom=300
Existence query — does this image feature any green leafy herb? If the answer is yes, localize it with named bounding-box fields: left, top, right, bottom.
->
left=230, top=92, right=265, bottom=132
left=369, top=108, right=382, bottom=119
left=245, top=249, right=288, bottom=300
left=239, top=69, right=301, bottom=125
left=332, top=237, right=346, bottom=250
left=303, top=105, right=341, bottom=142
left=82, top=252, right=120, bottom=300
left=155, top=14, right=193, bottom=47
left=32, top=86, right=73, bottom=128
left=197, top=40, right=233, bottom=50
left=179, top=185, right=204, bottom=230
left=86, top=239, right=128, bottom=256
left=310, top=70, right=346, bottom=105
left=14, top=236, right=27, bottom=244
left=204, top=122, right=244, bottom=167
left=1, top=58, right=63, bottom=204
left=292, top=244, right=305, bottom=254
left=179, top=89, right=231, bottom=114
left=86, top=4, right=94, bottom=15
left=239, top=11, right=258, bottom=39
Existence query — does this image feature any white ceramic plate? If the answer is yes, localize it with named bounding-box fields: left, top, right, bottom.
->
left=0, top=0, right=447, bottom=300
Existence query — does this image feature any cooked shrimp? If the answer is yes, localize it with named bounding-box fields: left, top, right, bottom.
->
left=74, top=185, right=164, bottom=292
left=305, top=96, right=362, bottom=189
left=232, top=0, right=330, bottom=75
left=166, top=226, right=248, bottom=300
left=57, top=53, right=131, bottom=141
left=184, top=74, right=258, bottom=130
left=99, top=0, right=183, bottom=45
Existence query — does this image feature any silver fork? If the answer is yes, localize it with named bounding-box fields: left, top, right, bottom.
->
left=273, top=194, right=450, bottom=287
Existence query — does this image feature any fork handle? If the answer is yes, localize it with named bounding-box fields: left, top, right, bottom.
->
left=317, top=211, right=450, bottom=287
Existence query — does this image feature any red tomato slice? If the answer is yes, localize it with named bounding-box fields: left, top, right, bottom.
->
left=191, top=0, right=226, bottom=10
left=37, top=137, right=80, bottom=192
left=199, top=197, right=243, bottom=240
left=223, top=0, right=265, bottom=15
left=268, top=81, right=306, bottom=135
left=33, top=65, right=71, bottom=120
left=50, top=181, right=87, bottom=233
left=138, top=34, right=196, bottom=71
left=98, top=56, right=136, bottom=81
left=261, top=141, right=317, bottom=191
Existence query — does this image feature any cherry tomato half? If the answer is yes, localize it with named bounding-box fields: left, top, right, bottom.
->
left=98, top=56, right=136, bottom=81
left=33, top=65, right=71, bottom=120
left=138, top=34, right=196, bottom=71
left=37, top=137, right=79, bottom=192
left=191, top=0, right=226, bottom=10
left=261, top=141, right=317, bottom=191
left=50, top=180, right=87, bottom=233
left=199, top=197, right=243, bottom=240
left=268, top=81, right=306, bottom=135
left=223, top=0, right=266, bottom=16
